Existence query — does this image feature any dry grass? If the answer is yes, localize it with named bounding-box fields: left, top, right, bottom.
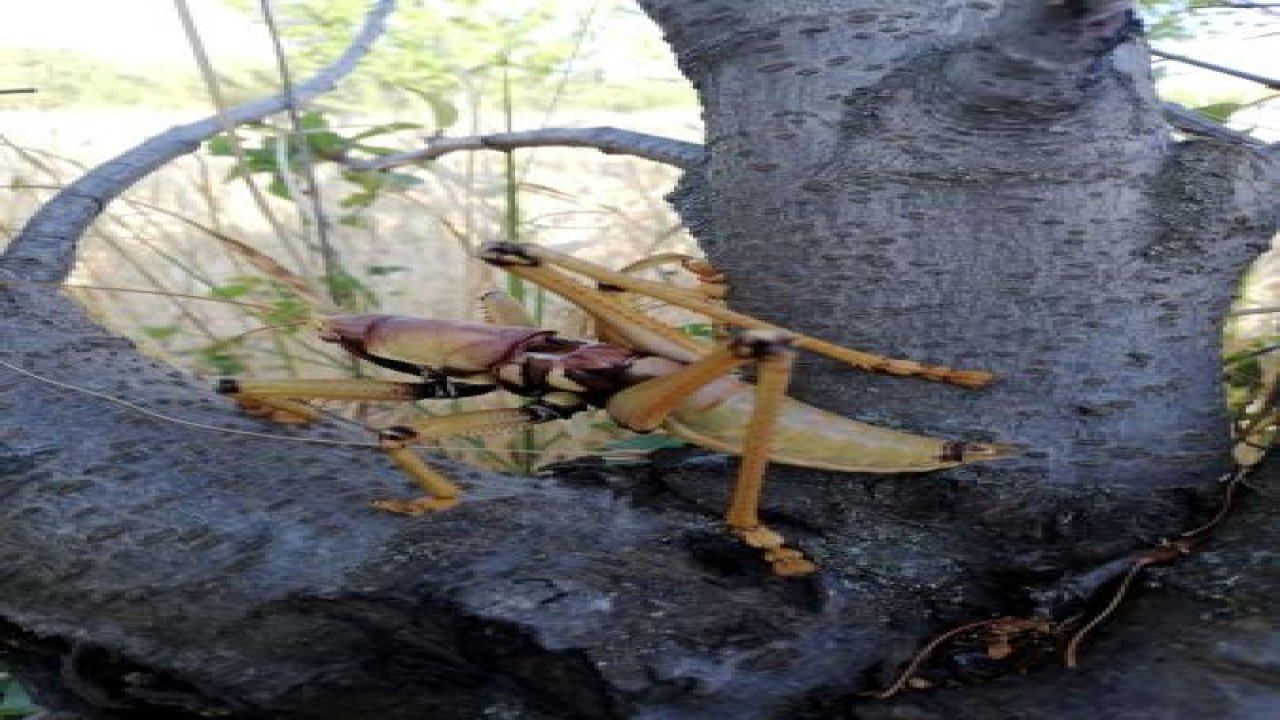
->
left=0, top=107, right=703, bottom=472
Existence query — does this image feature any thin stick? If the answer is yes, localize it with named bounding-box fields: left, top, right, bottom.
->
left=1180, top=467, right=1250, bottom=538
left=1150, top=47, right=1280, bottom=90
left=1063, top=560, right=1149, bottom=668
left=870, top=618, right=1008, bottom=699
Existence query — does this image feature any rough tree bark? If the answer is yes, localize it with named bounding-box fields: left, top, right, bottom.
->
left=2, top=2, right=1279, bottom=719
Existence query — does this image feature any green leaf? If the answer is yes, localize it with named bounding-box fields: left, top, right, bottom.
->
left=209, top=283, right=254, bottom=299
left=306, top=130, right=348, bottom=157
left=680, top=323, right=715, bottom=339
left=142, top=325, right=181, bottom=340
left=193, top=339, right=248, bottom=376
left=206, top=135, right=236, bottom=156
left=339, top=190, right=378, bottom=209
left=399, top=86, right=459, bottom=129
left=267, top=175, right=292, bottom=199
left=299, top=110, right=328, bottom=130
left=339, top=212, right=370, bottom=228
left=349, top=121, right=423, bottom=141
left=379, top=172, right=424, bottom=188
left=264, top=296, right=311, bottom=328
left=1192, top=101, right=1246, bottom=123
left=365, top=265, right=410, bottom=276
left=602, top=434, right=688, bottom=452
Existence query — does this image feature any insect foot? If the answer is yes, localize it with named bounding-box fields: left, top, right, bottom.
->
left=734, top=526, right=818, bottom=577
left=370, top=426, right=463, bottom=515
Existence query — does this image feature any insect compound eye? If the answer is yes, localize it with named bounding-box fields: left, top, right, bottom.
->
left=476, top=241, right=539, bottom=267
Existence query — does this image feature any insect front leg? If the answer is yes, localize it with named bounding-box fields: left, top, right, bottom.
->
left=215, top=376, right=514, bottom=513
left=215, top=377, right=495, bottom=423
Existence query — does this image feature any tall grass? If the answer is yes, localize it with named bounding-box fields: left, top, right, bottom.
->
left=0, top=105, right=698, bottom=474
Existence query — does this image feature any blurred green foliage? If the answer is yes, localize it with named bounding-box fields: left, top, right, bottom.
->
left=0, top=661, right=35, bottom=719
left=223, top=0, right=693, bottom=116
left=1140, top=0, right=1280, bottom=40
left=0, top=47, right=274, bottom=109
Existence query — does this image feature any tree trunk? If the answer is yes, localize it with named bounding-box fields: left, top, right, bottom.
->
left=642, top=0, right=1275, bottom=488
left=3, top=1, right=1279, bottom=719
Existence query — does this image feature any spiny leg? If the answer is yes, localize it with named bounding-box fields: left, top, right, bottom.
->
left=615, top=253, right=728, bottom=306
left=724, top=332, right=816, bottom=576
left=478, top=243, right=707, bottom=364
left=604, top=330, right=817, bottom=576
left=479, top=241, right=993, bottom=387
left=610, top=254, right=731, bottom=341
left=215, top=377, right=494, bottom=424
left=215, top=376, right=513, bottom=513
left=373, top=402, right=576, bottom=514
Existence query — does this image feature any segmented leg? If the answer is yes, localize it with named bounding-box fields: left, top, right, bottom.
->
left=615, top=253, right=728, bottom=305
left=478, top=244, right=708, bottom=363
left=215, top=376, right=518, bottom=514
left=604, top=330, right=817, bottom=576
left=478, top=241, right=994, bottom=387
left=726, top=333, right=816, bottom=576
left=374, top=406, right=569, bottom=514
left=611, top=253, right=731, bottom=342
left=215, top=377, right=495, bottom=423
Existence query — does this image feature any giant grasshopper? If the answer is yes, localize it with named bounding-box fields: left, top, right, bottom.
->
left=5, top=241, right=1012, bottom=575
left=196, top=240, right=1013, bottom=576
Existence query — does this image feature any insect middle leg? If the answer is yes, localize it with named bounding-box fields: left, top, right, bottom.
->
left=372, top=403, right=573, bottom=514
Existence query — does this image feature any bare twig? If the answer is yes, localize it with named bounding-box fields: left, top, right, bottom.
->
left=1187, top=2, right=1280, bottom=8
left=348, top=127, right=706, bottom=171
left=1061, top=538, right=1199, bottom=667
left=869, top=618, right=1010, bottom=699
left=1162, top=103, right=1265, bottom=146
left=1150, top=47, right=1280, bottom=90
left=1180, top=468, right=1251, bottom=537
left=1228, top=305, right=1280, bottom=316
left=1, top=0, right=396, bottom=284
left=0, top=87, right=36, bottom=95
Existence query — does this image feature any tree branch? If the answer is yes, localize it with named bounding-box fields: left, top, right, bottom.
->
left=1187, top=2, right=1280, bottom=9
left=0, top=0, right=396, bottom=284
left=1162, top=102, right=1267, bottom=146
left=1150, top=46, right=1280, bottom=90
left=347, top=127, right=706, bottom=171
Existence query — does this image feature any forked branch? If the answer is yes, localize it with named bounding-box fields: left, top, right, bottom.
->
left=348, top=127, right=706, bottom=171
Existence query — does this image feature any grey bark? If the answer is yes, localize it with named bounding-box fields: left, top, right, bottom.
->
left=2, top=1, right=1280, bottom=719
left=640, top=0, right=1279, bottom=490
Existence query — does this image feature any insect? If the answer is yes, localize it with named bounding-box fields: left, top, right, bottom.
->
left=199, top=241, right=1013, bottom=576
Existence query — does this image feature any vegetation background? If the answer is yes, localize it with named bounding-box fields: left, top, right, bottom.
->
left=1, top=0, right=1277, bottom=715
